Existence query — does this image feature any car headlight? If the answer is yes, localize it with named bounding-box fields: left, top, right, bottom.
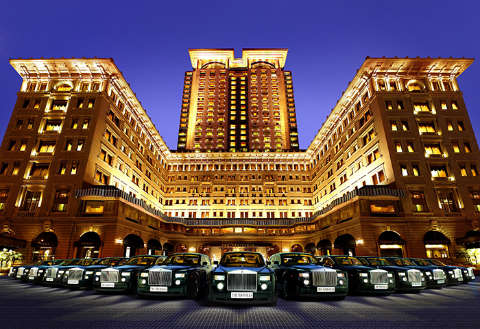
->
left=214, top=275, right=225, bottom=281
left=448, top=271, right=453, bottom=274
left=85, top=271, right=94, bottom=275
left=259, top=275, right=270, bottom=281
left=39, top=269, right=44, bottom=273
left=299, top=273, right=309, bottom=278
left=425, top=271, right=432, bottom=276
left=175, top=273, right=185, bottom=278
left=59, top=270, right=65, bottom=274
left=140, top=272, right=148, bottom=278
left=387, top=273, right=393, bottom=278
left=66, top=271, right=70, bottom=275
left=398, top=272, right=406, bottom=276
left=121, top=272, right=131, bottom=277
left=337, top=272, right=345, bottom=278
left=359, top=272, right=368, bottom=277
left=95, top=272, right=101, bottom=276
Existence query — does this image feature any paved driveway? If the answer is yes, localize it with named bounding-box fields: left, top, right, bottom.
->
left=0, top=277, right=478, bottom=328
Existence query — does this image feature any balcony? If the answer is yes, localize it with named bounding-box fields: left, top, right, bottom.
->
left=75, top=185, right=405, bottom=228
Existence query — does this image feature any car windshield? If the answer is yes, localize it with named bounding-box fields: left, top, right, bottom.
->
left=333, top=257, right=363, bottom=265
left=124, top=256, right=157, bottom=266
left=59, top=259, right=76, bottom=266
left=428, top=259, right=446, bottom=266
left=390, top=258, right=416, bottom=266
left=365, top=258, right=392, bottom=266
left=412, top=259, right=430, bottom=266
left=77, top=259, right=95, bottom=266
left=165, top=254, right=201, bottom=266
left=155, top=257, right=167, bottom=265
left=95, top=258, right=125, bottom=266
left=53, top=260, right=64, bottom=265
left=281, top=253, right=316, bottom=265
left=221, top=252, right=265, bottom=267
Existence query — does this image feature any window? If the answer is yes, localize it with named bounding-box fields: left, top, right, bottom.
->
left=418, top=122, right=436, bottom=134
left=71, top=119, right=78, bottom=129
left=58, top=161, right=67, bottom=175
left=88, top=99, right=95, bottom=109
left=441, top=102, right=448, bottom=110
left=430, top=165, right=448, bottom=178
left=16, top=119, right=23, bottom=129
left=397, top=101, right=404, bottom=110
left=65, top=140, right=73, bottom=151
left=51, top=100, right=68, bottom=111
left=437, top=190, right=458, bottom=213
left=19, top=140, right=27, bottom=151
left=395, top=142, right=403, bottom=152
left=12, top=162, right=20, bottom=175
left=71, top=161, right=78, bottom=175
left=52, top=190, right=69, bottom=212
left=471, top=191, right=480, bottom=212
left=413, top=102, right=430, bottom=113
left=412, top=165, right=420, bottom=176
left=407, top=142, right=415, bottom=153
left=29, top=162, right=49, bottom=178
left=451, top=101, right=458, bottom=110
left=464, top=143, right=472, bottom=153
left=82, top=119, right=89, bottom=129
left=21, top=191, right=41, bottom=211
left=94, top=170, right=109, bottom=185
left=424, top=144, right=442, bottom=156
left=458, top=121, right=465, bottom=131
left=452, top=143, right=460, bottom=153
left=401, top=165, right=408, bottom=176
left=471, top=165, right=478, bottom=177
left=27, top=119, right=34, bottom=129
left=0, top=163, right=7, bottom=175
left=385, top=101, right=393, bottom=110
left=391, top=122, right=398, bottom=131
left=77, top=140, right=85, bottom=151
left=38, top=141, right=55, bottom=153
left=7, top=140, right=16, bottom=151
left=411, top=191, right=428, bottom=212
left=460, top=165, right=467, bottom=176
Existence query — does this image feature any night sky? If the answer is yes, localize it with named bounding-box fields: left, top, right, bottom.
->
left=0, top=0, right=479, bottom=149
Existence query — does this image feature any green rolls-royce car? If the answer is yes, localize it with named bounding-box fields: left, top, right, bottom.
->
left=357, top=256, right=426, bottom=292
left=65, top=257, right=127, bottom=289
left=415, top=258, right=464, bottom=285
left=318, top=256, right=395, bottom=295
left=28, top=260, right=64, bottom=284
left=208, top=251, right=277, bottom=305
left=385, top=257, right=447, bottom=288
left=93, top=255, right=160, bottom=292
left=269, top=252, right=348, bottom=299
left=137, top=253, right=212, bottom=298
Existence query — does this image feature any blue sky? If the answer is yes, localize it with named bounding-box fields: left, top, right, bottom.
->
left=0, top=0, right=479, bottom=149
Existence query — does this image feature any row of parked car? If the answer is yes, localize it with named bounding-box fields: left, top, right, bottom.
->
left=8, top=252, right=476, bottom=305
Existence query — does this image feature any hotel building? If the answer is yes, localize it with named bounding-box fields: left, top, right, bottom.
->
left=0, top=49, right=479, bottom=264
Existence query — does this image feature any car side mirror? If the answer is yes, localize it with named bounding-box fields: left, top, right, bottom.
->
left=266, top=261, right=271, bottom=266
left=213, top=261, right=219, bottom=265
left=202, top=261, right=208, bottom=266
left=274, top=261, right=280, bottom=265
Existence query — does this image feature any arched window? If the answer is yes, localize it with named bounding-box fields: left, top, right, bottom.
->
left=147, top=239, right=162, bottom=255
left=75, top=232, right=101, bottom=258
left=317, top=239, right=332, bottom=255
left=55, top=82, right=73, bottom=92
left=334, top=234, right=356, bottom=256
left=378, top=231, right=405, bottom=257
left=406, top=80, right=425, bottom=92
left=123, top=234, right=144, bottom=257
left=424, top=231, right=450, bottom=258
left=31, top=232, right=58, bottom=261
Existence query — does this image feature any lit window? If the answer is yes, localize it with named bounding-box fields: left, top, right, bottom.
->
left=395, top=142, right=403, bottom=152
left=401, top=165, right=408, bottom=176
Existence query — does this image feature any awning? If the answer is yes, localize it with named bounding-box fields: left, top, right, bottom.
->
left=0, top=234, right=26, bottom=249
left=456, top=230, right=480, bottom=249
left=147, top=239, right=162, bottom=250
left=424, top=231, right=451, bottom=245
left=31, top=232, right=58, bottom=248
left=378, top=231, right=405, bottom=245
left=75, top=232, right=101, bottom=248
left=123, top=234, right=144, bottom=248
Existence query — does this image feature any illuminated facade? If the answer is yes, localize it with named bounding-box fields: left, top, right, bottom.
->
left=1, top=51, right=479, bottom=264
left=177, top=49, right=299, bottom=152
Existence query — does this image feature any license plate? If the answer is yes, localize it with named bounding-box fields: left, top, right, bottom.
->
left=29, top=276, right=34, bottom=280
left=437, top=279, right=445, bottom=284
left=46, top=278, right=53, bottom=282
left=412, top=282, right=421, bottom=287
left=101, top=282, right=115, bottom=288
left=317, top=287, right=335, bottom=292
left=374, top=284, right=388, bottom=290
left=150, top=286, right=168, bottom=292
left=231, top=292, right=253, bottom=299
left=458, top=277, right=463, bottom=281
left=68, top=280, right=79, bottom=285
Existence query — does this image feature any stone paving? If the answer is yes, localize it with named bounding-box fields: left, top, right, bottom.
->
left=0, top=277, right=478, bottom=329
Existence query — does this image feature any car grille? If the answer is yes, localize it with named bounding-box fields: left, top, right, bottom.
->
left=433, top=269, right=445, bottom=280
left=453, top=268, right=462, bottom=279
left=312, top=269, right=337, bottom=287
left=101, top=269, right=119, bottom=283
left=148, top=269, right=172, bottom=286
left=369, top=270, right=388, bottom=284
left=467, top=268, right=474, bottom=277
left=17, top=268, right=24, bottom=277
left=30, top=267, right=38, bottom=277
left=68, top=269, right=84, bottom=280
left=227, top=271, right=257, bottom=292
left=46, top=268, right=58, bottom=278
left=407, top=269, right=422, bottom=284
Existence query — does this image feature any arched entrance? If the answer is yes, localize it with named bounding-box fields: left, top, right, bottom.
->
left=378, top=231, right=405, bottom=257
left=266, top=245, right=280, bottom=258
left=75, top=232, right=101, bottom=258
left=147, top=239, right=162, bottom=255
left=424, top=231, right=450, bottom=258
left=291, top=244, right=303, bottom=252
left=163, top=242, right=174, bottom=256
left=458, top=231, right=480, bottom=264
left=123, top=234, right=144, bottom=257
left=31, top=232, right=58, bottom=261
left=317, top=239, right=332, bottom=255
left=176, top=243, right=187, bottom=253
left=304, top=243, right=316, bottom=255
left=334, top=234, right=356, bottom=256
